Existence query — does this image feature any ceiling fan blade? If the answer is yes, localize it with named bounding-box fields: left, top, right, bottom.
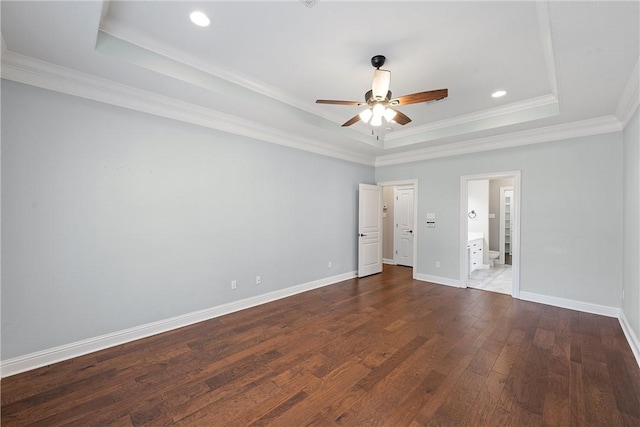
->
left=342, top=114, right=362, bottom=127
left=316, top=100, right=365, bottom=106
left=394, top=89, right=448, bottom=106
left=390, top=109, right=412, bottom=125
left=371, top=69, right=391, bottom=99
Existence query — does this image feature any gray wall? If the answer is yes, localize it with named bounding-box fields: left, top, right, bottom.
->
left=623, top=108, right=640, bottom=338
left=376, top=132, right=623, bottom=307
left=1, top=81, right=374, bottom=359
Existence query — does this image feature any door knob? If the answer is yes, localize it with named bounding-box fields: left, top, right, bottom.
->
left=359, top=233, right=367, bottom=237
left=409, top=230, right=413, bottom=233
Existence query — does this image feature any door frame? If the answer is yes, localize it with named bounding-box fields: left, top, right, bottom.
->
left=378, top=179, right=418, bottom=279
left=459, top=171, right=521, bottom=298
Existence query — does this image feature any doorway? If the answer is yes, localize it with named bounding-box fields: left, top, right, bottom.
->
left=378, top=180, right=418, bottom=278
left=460, top=171, right=520, bottom=297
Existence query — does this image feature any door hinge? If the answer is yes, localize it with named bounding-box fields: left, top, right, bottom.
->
left=395, top=250, right=398, bottom=254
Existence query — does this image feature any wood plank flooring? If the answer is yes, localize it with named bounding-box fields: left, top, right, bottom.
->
left=2, top=265, right=639, bottom=426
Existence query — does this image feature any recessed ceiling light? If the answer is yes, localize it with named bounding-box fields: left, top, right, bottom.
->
left=190, top=11, right=210, bottom=27
left=491, top=90, right=507, bottom=98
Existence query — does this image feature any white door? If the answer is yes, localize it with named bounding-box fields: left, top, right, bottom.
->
left=394, top=187, right=414, bottom=267
left=358, top=184, right=383, bottom=277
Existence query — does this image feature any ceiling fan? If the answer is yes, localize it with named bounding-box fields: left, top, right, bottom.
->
left=316, top=55, right=448, bottom=127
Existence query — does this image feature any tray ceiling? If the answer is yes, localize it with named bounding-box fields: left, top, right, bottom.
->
left=1, top=1, right=638, bottom=165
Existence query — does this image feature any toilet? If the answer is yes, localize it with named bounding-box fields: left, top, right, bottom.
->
left=488, top=250, right=500, bottom=266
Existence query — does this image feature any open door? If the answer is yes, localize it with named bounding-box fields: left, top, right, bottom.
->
left=358, top=184, right=383, bottom=277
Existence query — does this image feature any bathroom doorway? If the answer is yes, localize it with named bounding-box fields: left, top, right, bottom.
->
left=460, top=171, right=520, bottom=297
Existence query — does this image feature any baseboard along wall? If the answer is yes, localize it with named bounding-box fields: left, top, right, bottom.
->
left=1, top=271, right=356, bottom=378
left=4, top=270, right=639, bottom=376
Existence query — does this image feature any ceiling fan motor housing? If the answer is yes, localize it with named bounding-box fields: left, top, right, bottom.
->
left=365, top=90, right=392, bottom=104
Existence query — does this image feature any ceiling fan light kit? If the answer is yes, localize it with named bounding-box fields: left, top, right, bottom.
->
left=316, top=55, right=448, bottom=129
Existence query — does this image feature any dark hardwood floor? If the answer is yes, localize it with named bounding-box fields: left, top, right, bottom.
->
left=2, top=265, right=639, bottom=426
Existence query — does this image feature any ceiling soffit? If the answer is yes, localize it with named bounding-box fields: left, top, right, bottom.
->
left=96, top=1, right=559, bottom=150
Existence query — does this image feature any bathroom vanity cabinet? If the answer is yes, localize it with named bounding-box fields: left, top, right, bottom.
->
left=468, top=238, right=483, bottom=273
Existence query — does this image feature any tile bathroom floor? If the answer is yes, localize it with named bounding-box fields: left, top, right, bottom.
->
left=468, top=263, right=512, bottom=295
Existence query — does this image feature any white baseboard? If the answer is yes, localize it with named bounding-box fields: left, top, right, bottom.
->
left=519, top=291, right=620, bottom=318
left=382, top=258, right=396, bottom=265
left=1, top=271, right=356, bottom=378
left=415, top=273, right=462, bottom=288
left=619, top=310, right=640, bottom=368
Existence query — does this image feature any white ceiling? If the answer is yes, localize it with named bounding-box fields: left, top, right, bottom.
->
left=2, top=1, right=638, bottom=165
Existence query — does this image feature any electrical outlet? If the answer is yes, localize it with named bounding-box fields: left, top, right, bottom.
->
left=256, top=275, right=261, bottom=285
left=328, top=261, right=332, bottom=268
left=231, top=280, right=237, bottom=290
left=435, top=261, right=441, bottom=268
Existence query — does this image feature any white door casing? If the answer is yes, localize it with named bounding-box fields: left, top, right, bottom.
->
left=358, top=184, right=383, bottom=278
left=394, top=187, right=415, bottom=267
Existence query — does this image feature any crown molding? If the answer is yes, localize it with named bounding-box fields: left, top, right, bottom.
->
left=98, top=17, right=349, bottom=129
left=1, top=49, right=376, bottom=166
left=94, top=29, right=383, bottom=151
left=383, top=2, right=560, bottom=148
left=384, top=94, right=559, bottom=149
left=616, top=58, right=640, bottom=127
left=98, top=15, right=565, bottom=145
left=375, top=115, right=623, bottom=167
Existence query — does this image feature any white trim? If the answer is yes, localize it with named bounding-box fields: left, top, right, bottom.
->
left=375, top=116, right=622, bottom=167
left=616, top=58, right=640, bottom=128
left=0, top=271, right=356, bottom=378
left=97, top=20, right=348, bottom=129
left=377, top=180, right=419, bottom=187
left=384, top=95, right=559, bottom=148
left=0, top=49, right=375, bottom=167
left=382, top=258, right=396, bottom=265
left=519, top=291, right=620, bottom=318
left=620, top=310, right=640, bottom=368
left=415, top=273, right=462, bottom=288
